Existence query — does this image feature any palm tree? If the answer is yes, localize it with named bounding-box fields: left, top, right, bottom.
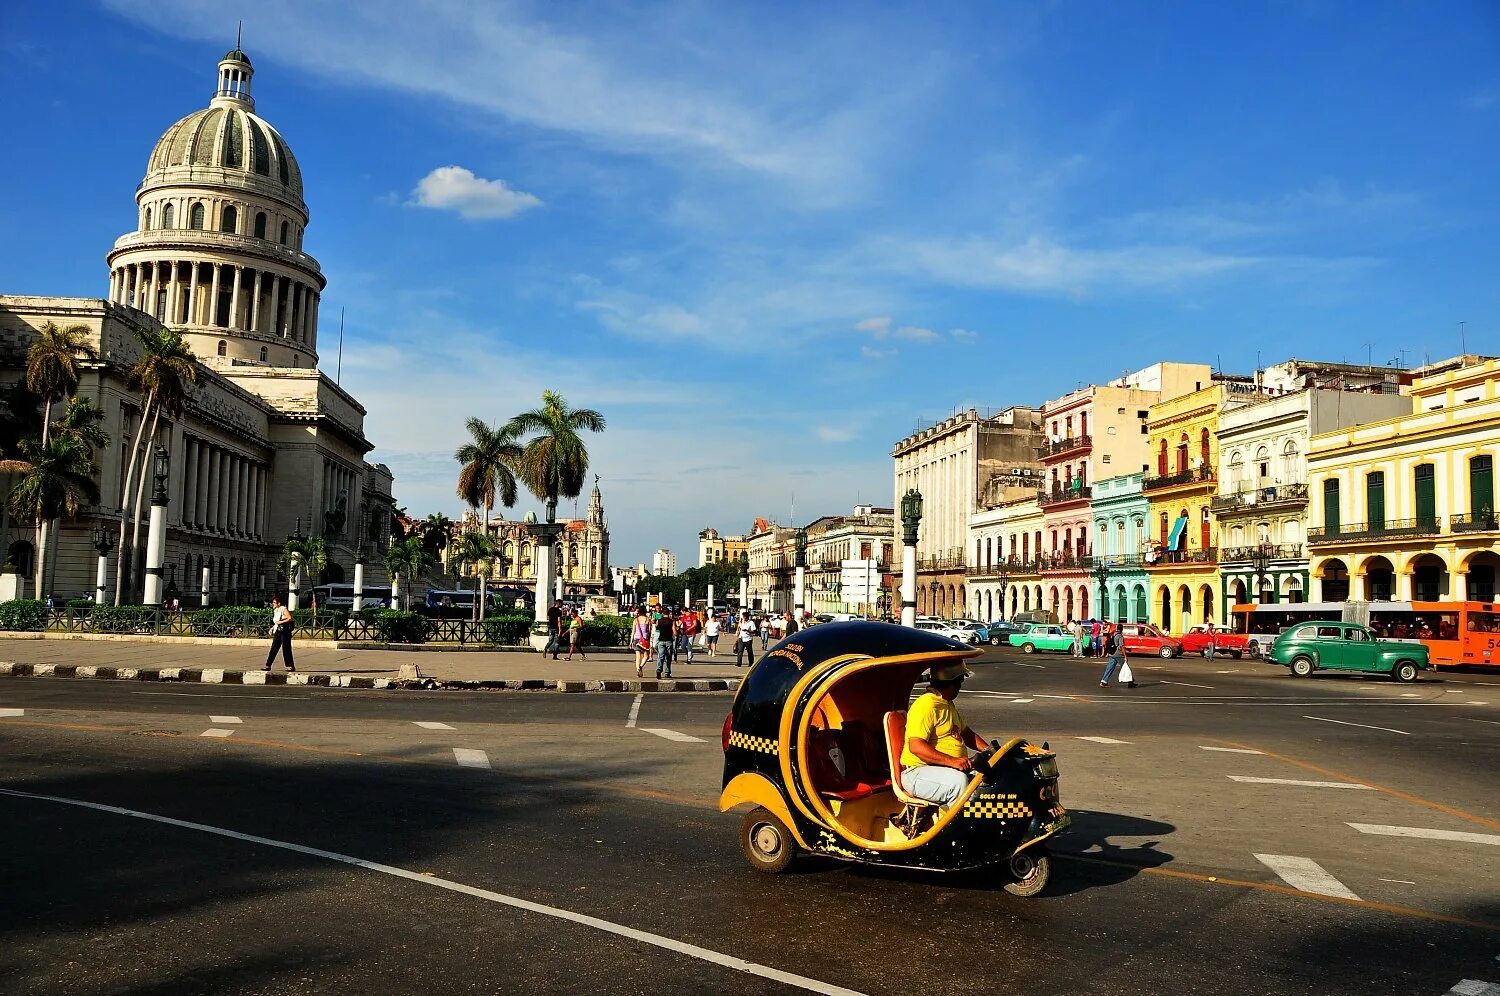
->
left=384, top=536, right=433, bottom=611
left=278, top=535, right=329, bottom=609
left=114, top=324, right=197, bottom=604
left=51, top=396, right=110, bottom=454
left=505, top=391, right=606, bottom=522
left=421, top=513, right=454, bottom=561
left=455, top=418, right=521, bottom=619
left=1, top=436, right=101, bottom=599
left=449, top=529, right=499, bottom=621
left=25, top=322, right=97, bottom=447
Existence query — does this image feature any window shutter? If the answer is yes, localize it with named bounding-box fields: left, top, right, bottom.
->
left=1414, top=464, right=1436, bottom=527
left=1323, top=479, right=1340, bottom=534
left=1366, top=472, right=1385, bottom=528
left=1472, top=455, right=1494, bottom=520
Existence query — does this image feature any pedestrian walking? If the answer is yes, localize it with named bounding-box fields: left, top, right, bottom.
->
left=785, top=611, right=800, bottom=636
left=1068, top=619, right=1083, bottom=657
left=1091, top=619, right=1103, bottom=657
left=758, top=615, right=770, bottom=650
left=263, top=595, right=296, bottom=673
left=631, top=607, right=651, bottom=678
left=1203, top=622, right=1217, bottom=661
left=545, top=598, right=564, bottom=660
left=704, top=613, right=721, bottom=656
left=1099, top=625, right=1134, bottom=688
left=566, top=609, right=586, bottom=661
left=679, top=608, right=700, bottom=663
left=654, top=609, right=677, bottom=679
left=736, top=613, right=757, bottom=668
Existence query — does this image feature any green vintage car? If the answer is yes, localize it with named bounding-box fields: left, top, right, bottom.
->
left=1007, top=623, right=1076, bottom=654
left=1268, top=621, right=1432, bottom=682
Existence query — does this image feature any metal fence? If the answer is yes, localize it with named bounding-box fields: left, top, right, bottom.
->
left=34, top=607, right=554, bottom=646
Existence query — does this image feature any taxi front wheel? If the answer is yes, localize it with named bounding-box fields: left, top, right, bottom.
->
left=1003, top=845, right=1052, bottom=898
left=741, top=807, right=795, bottom=873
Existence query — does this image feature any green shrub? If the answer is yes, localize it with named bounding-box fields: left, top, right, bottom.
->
left=291, top=607, right=348, bottom=631
left=189, top=607, right=271, bottom=637
left=88, top=604, right=156, bottom=633
left=65, top=598, right=94, bottom=610
left=370, top=610, right=426, bottom=644
left=581, top=615, right=631, bottom=647
left=481, top=613, right=533, bottom=645
left=0, top=599, right=50, bottom=631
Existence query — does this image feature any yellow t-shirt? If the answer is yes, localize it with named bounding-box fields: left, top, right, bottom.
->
left=900, top=691, right=967, bottom=768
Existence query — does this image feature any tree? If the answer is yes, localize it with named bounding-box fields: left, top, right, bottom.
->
left=454, top=418, right=521, bottom=619
left=384, top=536, right=434, bottom=611
left=420, top=513, right=454, bottom=562
left=51, top=396, right=109, bottom=454
left=25, top=322, right=96, bottom=447
left=278, top=535, right=328, bottom=607
left=505, top=391, right=605, bottom=523
left=449, top=529, right=499, bottom=621
left=1, top=436, right=101, bottom=598
left=114, top=324, right=197, bottom=604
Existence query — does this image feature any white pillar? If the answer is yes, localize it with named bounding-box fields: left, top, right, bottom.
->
left=188, top=262, right=199, bottom=324
left=142, top=498, right=167, bottom=605
left=555, top=575, right=564, bottom=601
left=533, top=544, right=554, bottom=624
left=209, top=264, right=221, bottom=327
left=794, top=567, right=806, bottom=618
left=901, top=542, right=918, bottom=627
left=230, top=265, right=243, bottom=331
left=352, top=557, right=365, bottom=613
left=707, top=584, right=714, bottom=614
left=95, top=550, right=109, bottom=604
left=288, top=557, right=301, bottom=611
left=249, top=269, right=263, bottom=332
left=739, top=574, right=748, bottom=610
left=201, top=565, right=211, bottom=608
left=684, top=587, right=692, bottom=610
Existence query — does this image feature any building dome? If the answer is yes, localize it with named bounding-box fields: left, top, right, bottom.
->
left=146, top=105, right=303, bottom=201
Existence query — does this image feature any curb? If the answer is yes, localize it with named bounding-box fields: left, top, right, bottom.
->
left=0, top=662, right=737, bottom=694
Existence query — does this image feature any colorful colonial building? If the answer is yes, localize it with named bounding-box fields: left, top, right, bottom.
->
left=1091, top=472, right=1151, bottom=623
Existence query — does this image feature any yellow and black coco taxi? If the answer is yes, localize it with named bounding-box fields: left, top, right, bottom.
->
left=719, top=621, right=1070, bottom=896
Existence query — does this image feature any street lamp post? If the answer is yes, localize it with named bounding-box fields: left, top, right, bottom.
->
left=1250, top=542, right=1273, bottom=605
left=930, top=579, right=941, bottom=618
left=91, top=526, right=115, bottom=605
left=738, top=553, right=749, bottom=612
left=996, top=565, right=1010, bottom=622
left=899, top=489, right=922, bottom=627
left=793, top=527, right=808, bottom=620
left=142, top=445, right=170, bottom=606
left=1093, top=559, right=1110, bottom=622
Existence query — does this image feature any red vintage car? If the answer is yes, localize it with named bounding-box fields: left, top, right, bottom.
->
left=1178, top=624, right=1251, bottom=658
left=1116, top=622, right=1183, bottom=659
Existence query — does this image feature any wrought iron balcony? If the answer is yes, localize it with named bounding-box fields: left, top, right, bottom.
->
left=1451, top=512, right=1499, bottom=533
left=1221, top=543, right=1304, bottom=563
left=1308, top=518, right=1443, bottom=544
left=1211, top=482, right=1309, bottom=513
left=1143, top=465, right=1216, bottom=492
left=1042, top=434, right=1092, bottom=457
left=1040, top=551, right=1093, bottom=571
left=1146, top=547, right=1219, bottom=565
left=1037, top=484, right=1092, bottom=506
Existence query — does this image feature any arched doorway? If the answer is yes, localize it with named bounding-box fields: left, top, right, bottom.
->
left=5, top=541, right=35, bottom=579
left=985, top=590, right=993, bottom=619
left=1200, top=584, right=1214, bottom=625
left=1465, top=551, right=1499, bottom=602
left=1022, top=588, right=1031, bottom=612
left=1362, top=555, right=1395, bottom=601
left=1159, top=587, right=1171, bottom=630
left=1231, top=578, right=1247, bottom=606
left=1177, top=585, right=1193, bottom=634
left=1408, top=553, right=1448, bottom=601
left=1079, top=585, right=1089, bottom=620
left=1320, top=558, right=1350, bottom=601
left=1135, top=585, right=1148, bottom=623
left=1115, top=584, right=1127, bottom=622
left=1063, top=587, right=1074, bottom=621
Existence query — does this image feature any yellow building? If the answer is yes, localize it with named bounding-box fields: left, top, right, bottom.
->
left=1307, top=358, right=1499, bottom=603
left=1143, top=383, right=1246, bottom=632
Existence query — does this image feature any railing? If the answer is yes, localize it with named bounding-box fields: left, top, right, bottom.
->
left=1309, top=519, right=1443, bottom=543
left=1143, top=465, right=1216, bottom=491
left=1092, top=554, right=1143, bottom=568
left=969, top=559, right=1040, bottom=578
left=1221, top=543, right=1304, bottom=562
left=1211, top=482, right=1309, bottom=513
left=111, top=228, right=321, bottom=271
left=1043, top=434, right=1092, bottom=457
left=917, top=555, right=967, bottom=571
left=1041, top=552, right=1093, bottom=571
left=1037, top=484, right=1092, bottom=506
left=1451, top=512, right=1499, bottom=533
left=1146, top=547, right=1219, bottom=565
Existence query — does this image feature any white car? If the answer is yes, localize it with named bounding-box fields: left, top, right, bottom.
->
left=915, top=619, right=970, bottom=642
left=946, top=619, right=988, bottom=644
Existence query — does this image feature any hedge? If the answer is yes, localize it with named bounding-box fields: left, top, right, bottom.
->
left=481, top=614, right=533, bottom=645
left=581, top=615, right=631, bottom=647
left=368, top=610, right=426, bottom=644
left=0, top=599, right=49, bottom=631
left=84, top=604, right=157, bottom=633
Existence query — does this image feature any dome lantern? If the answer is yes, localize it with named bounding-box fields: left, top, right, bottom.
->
left=215, top=47, right=255, bottom=109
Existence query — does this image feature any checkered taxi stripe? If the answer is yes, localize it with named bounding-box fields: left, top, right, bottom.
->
left=962, top=796, right=1033, bottom=820
left=728, top=730, right=778, bottom=755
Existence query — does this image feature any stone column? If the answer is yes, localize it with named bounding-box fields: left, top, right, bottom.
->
left=240, top=461, right=251, bottom=535
left=230, top=265, right=243, bottom=331
left=188, top=262, right=200, bottom=325
left=142, top=488, right=168, bottom=605
left=209, top=264, right=222, bottom=328
left=271, top=276, right=284, bottom=336
left=249, top=270, right=262, bottom=332
left=307, top=292, right=319, bottom=346
left=183, top=438, right=197, bottom=526
left=165, top=262, right=180, bottom=323
left=207, top=448, right=221, bottom=531
left=195, top=443, right=210, bottom=527
left=146, top=262, right=160, bottom=319
left=219, top=453, right=232, bottom=532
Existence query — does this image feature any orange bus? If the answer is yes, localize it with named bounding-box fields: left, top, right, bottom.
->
left=1231, top=601, right=1500, bottom=667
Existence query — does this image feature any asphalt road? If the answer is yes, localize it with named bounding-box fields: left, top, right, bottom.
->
left=3, top=646, right=1499, bottom=995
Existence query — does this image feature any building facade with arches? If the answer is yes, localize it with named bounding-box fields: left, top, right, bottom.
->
left=456, top=483, right=611, bottom=597
left=1091, top=473, right=1151, bottom=624
left=1307, top=358, right=1500, bottom=607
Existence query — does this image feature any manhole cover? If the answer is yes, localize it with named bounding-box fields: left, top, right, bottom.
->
left=130, top=729, right=181, bottom=737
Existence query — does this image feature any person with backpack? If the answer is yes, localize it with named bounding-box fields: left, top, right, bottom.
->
left=263, top=595, right=296, bottom=673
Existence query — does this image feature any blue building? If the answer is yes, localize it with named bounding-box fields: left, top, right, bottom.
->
left=1091, top=473, right=1151, bottom=623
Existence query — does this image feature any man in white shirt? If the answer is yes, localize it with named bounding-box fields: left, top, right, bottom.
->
left=704, top=615, right=721, bottom=656
left=735, top=616, right=757, bottom=667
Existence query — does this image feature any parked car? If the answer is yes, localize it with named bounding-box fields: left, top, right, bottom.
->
left=983, top=620, right=1022, bottom=646
left=1115, top=622, right=1183, bottom=659
left=947, top=618, right=991, bottom=645
left=1179, top=624, right=1252, bottom=659
left=1007, top=623, right=1075, bottom=654
left=1010, top=609, right=1059, bottom=627
left=1269, top=621, right=1431, bottom=682
left=915, top=619, right=970, bottom=642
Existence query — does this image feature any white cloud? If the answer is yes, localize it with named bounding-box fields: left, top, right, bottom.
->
left=816, top=425, right=855, bottom=443
left=855, top=316, right=891, bottom=334
left=892, top=325, right=938, bottom=342
left=860, top=345, right=895, bottom=360
left=949, top=328, right=978, bottom=342
left=409, top=166, right=541, bottom=220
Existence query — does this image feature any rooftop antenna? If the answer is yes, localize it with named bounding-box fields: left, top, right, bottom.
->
left=335, top=307, right=344, bottom=385
left=236, top=20, right=242, bottom=49
left=1460, top=321, right=1467, bottom=354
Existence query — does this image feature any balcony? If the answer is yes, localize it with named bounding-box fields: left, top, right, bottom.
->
left=1221, top=543, right=1305, bottom=563
left=1143, top=465, right=1216, bottom=492
left=1147, top=547, right=1219, bottom=566
left=1093, top=554, right=1143, bottom=568
left=1037, top=484, right=1092, bottom=506
left=1211, top=482, right=1309, bottom=514
left=1041, top=551, right=1093, bottom=572
left=970, top=559, right=1039, bottom=579
left=1451, top=512, right=1499, bottom=533
left=1308, top=518, right=1443, bottom=544
left=1042, top=434, right=1092, bottom=458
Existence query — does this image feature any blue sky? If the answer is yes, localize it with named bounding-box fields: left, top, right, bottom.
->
left=2, top=2, right=1496, bottom=566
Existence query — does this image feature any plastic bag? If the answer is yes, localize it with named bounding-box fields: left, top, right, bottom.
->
left=1119, top=662, right=1134, bottom=685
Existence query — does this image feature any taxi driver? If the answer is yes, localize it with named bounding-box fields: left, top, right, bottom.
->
left=901, top=660, right=988, bottom=806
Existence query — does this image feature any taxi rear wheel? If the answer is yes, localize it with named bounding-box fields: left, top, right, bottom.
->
left=1392, top=661, right=1419, bottom=683
left=1021, top=643, right=1036, bottom=654
left=1291, top=656, right=1315, bottom=678
left=741, top=807, right=795, bottom=873
left=1158, top=645, right=1175, bottom=659
left=1002, top=846, right=1052, bottom=898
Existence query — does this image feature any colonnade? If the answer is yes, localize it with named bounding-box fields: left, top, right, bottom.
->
left=109, top=260, right=319, bottom=346
left=320, top=459, right=360, bottom=539
left=180, top=436, right=266, bottom=540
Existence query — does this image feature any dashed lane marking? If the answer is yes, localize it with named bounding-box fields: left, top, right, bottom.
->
left=0, top=789, right=869, bottom=996
left=625, top=693, right=643, bottom=729
left=1304, top=715, right=1409, bottom=735
left=1014, top=663, right=1045, bottom=668
left=1253, top=854, right=1360, bottom=900
left=641, top=728, right=706, bottom=743
left=1076, top=736, right=1131, bottom=745
left=1162, top=680, right=1215, bottom=689
left=452, top=748, right=491, bottom=769
left=1447, top=982, right=1500, bottom=996
left=1379, top=878, right=1417, bottom=885
left=1010, top=699, right=1034, bottom=704
left=0, top=708, right=24, bottom=717
left=1215, top=670, right=1239, bottom=674
left=200, top=729, right=235, bottom=738
left=209, top=715, right=242, bottom=725
left=1199, top=746, right=1263, bottom=754
left=1401, top=693, right=1423, bottom=698
left=413, top=721, right=455, bottom=731
left=1348, top=823, right=1500, bottom=847
left=1229, top=775, right=1373, bottom=790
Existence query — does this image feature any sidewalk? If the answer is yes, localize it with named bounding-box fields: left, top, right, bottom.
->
left=0, top=636, right=750, bottom=692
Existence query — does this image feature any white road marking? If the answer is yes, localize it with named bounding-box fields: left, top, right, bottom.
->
left=1378, top=878, right=1416, bottom=885
left=1446, top=689, right=1465, bottom=694
left=413, top=721, right=455, bottom=731
left=1467, top=702, right=1490, bottom=706
left=1304, top=715, right=1409, bottom=735
left=1401, top=693, right=1422, bottom=698
left=0, top=708, right=24, bottom=717
left=626, top=693, right=643, bottom=729
left=641, top=728, right=706, bottom=743
left=0, top=788, right=867, bottom=996
left=1076, top=736, right=1131, bottom=745
left=1448, top=981, right=1500, bottom=996
left=452, top=748, right=491, bottom=769
left=1034, top=694, right=1078, bottom=700
left=1348, top=823, right=1500, bottom=847
left=1468, top=718, right=1500, bottom=727
left=209, top=715, right=242, bottom=724
left=1162, top=680, right=1215, bottom=689
left=131, top=691, right=309, bottom=700
left=1253, top=853, right=1360, bottom=900
left=1215, top=670, right=1239, bottom=674
left=1014, top=663, right=1045, bottom=668
left=1199, top=746, right=1263, bottom=754
left=1010, top=699, right=1035, bottom=704
left=1229, top=775, right=1373, bottom=790
left=200, top=728, right=235, bottom=738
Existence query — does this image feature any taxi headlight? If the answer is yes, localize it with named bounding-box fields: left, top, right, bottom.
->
left=1036, top=757, right=1059, bottom=779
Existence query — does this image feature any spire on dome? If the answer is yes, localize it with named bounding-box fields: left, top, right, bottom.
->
left=587, top=475, right=604, bottom=526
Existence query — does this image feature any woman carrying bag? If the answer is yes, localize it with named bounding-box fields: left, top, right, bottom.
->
left=264, top=595, right=297, bottom=673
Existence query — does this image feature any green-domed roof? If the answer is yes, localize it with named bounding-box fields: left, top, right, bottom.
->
left=146, top=104, right=303, bottom=202
left=222, top=48, right=252, bottom=66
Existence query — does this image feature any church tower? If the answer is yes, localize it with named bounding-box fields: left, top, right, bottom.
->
left=105, top=48, right=326, bottom=370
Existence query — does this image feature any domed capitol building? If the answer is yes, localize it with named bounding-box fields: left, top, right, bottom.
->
left=0, top=48, right=396, bottom=602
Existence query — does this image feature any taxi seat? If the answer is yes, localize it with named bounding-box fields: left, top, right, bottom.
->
left=882, top=711, right=938, bottom=809
left=809, top=724, right=892, bottom=802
